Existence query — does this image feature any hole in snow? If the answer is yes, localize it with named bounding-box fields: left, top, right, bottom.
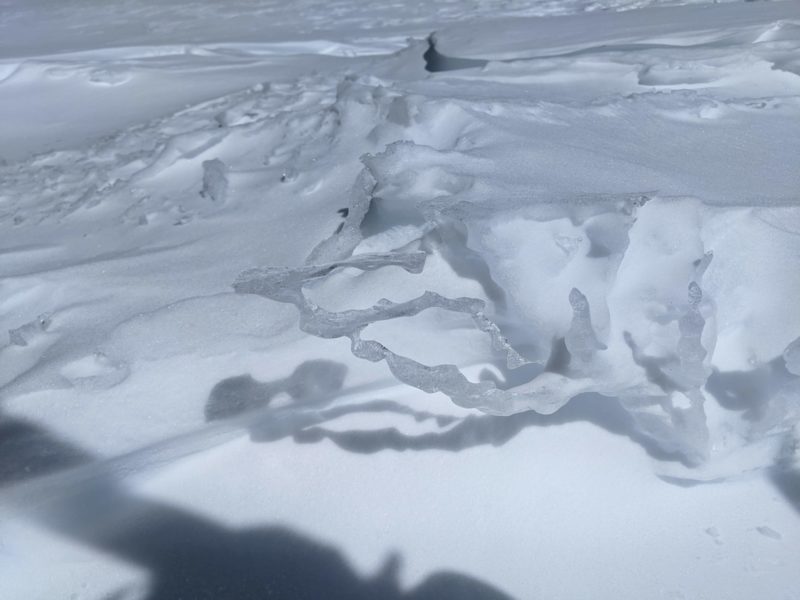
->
left=424, top=35, right=488, bottom=73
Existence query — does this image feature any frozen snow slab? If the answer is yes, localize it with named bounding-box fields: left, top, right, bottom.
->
left=435, top=0, right=800, bottom=60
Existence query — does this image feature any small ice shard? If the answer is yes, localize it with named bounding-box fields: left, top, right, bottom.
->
left=756, top=526, right=782, bottom=540
left=201, top=158, right=228, bottom=202
left=676, top=282, right=709, bottom=389
left=472, top=311, right=527, bottom=369
left=213, top=111, right=227, bottom=128
left=565, top=288, right=605, bottom=365
left=306, top=169, right=374, bottom=263
left=8, top=313, right=52, bottom=347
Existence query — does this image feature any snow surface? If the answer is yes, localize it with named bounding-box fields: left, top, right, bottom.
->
left=1, top=0, right=800, bottom=599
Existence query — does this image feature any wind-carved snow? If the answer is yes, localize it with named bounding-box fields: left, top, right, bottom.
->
left=0, top=0, right=798, bottom=497
left=2, top=3, right=800, bottom=599
left=232, top=190, right=726, bottom=458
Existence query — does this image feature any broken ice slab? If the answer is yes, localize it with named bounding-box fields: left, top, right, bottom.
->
left=676, top=282, right=710, bottom=389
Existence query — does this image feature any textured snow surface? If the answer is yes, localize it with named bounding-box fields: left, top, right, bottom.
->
left=1, top=1, right=800, bottom=599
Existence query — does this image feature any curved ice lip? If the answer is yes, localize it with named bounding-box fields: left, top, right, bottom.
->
left=0, top=60, right=22, bottom=83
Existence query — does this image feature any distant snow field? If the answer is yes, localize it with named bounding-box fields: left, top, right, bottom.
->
left=1, top=1, right=799, bottom=599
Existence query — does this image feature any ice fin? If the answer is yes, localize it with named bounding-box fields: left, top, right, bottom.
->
left=676, top=282, right=709, bottom=389
left=234, top=250, right=538, bottom=412
left=565, top=288, right=606, bottom=365
left=201, top=158, right=228, bottom=203
left=306, top=169, right=375, bottom=263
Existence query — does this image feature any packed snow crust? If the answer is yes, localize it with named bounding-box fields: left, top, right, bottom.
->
left=1, top=1, right=800, bottom=599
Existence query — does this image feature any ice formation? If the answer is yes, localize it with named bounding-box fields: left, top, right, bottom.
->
left=564, top=288, right=606, bottom=367
left=200, top=158, right=229, bottom=203
left=234, top=190, right=693, bottom=430
left=230, top=113, right=800, bottom=468
left=676, top=282, right=709, bottom=389
left=232, top=106, right=800, bottom=464
left=233, top=251, right=528, bottom=376
left=3, top=1, right=800, bottom=596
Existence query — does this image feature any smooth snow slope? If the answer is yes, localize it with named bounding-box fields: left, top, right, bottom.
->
left=1, top=1, right=800, bottom=599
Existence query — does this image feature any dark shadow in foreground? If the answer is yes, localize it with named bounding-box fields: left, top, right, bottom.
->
left=93, top=505, right=515, bottom=600
left=0, top=415, right=94, bottom=485
left=30, top=476, right=516, bottom=600
left=423, top=35, right=488, bottom=73
left=1, top=411, right=514, bottom=600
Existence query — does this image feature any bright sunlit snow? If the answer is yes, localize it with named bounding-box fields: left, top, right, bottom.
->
left=1, top=0, right=799, bottom=599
